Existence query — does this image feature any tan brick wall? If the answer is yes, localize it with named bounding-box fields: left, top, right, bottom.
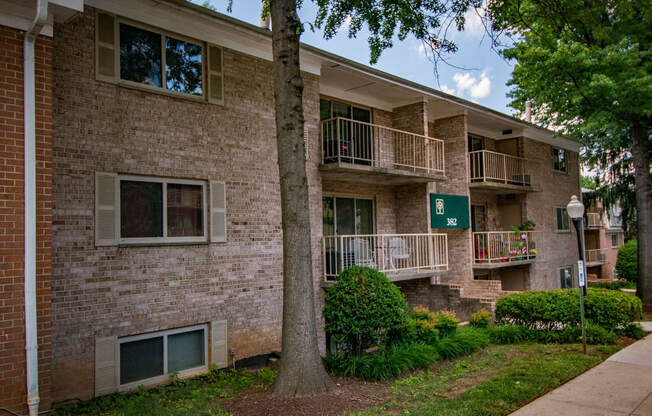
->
left=0, top=26, right=53, bottom=413
left=51, top=7, right=303, bottom=401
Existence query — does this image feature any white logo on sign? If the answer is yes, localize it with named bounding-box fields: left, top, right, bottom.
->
left=436, top=198, right=444, bottom=215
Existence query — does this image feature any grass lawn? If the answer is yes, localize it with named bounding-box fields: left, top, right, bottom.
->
left=350, top=343, right=621, bottom=416
left=54, top=343, right=621, bottom=416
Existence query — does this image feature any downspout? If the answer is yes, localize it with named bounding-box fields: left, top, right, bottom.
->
left=24, top=1, right=49, bottom=415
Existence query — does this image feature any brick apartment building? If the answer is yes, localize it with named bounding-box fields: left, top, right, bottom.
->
left=582, top=193, right=625, bottom=281
left=1, top=0, right=582, bottom=413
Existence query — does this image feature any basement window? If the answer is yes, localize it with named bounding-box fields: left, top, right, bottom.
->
left=119, top=325, right=207, bottom=388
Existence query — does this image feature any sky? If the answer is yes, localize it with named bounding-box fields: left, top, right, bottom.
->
left=192, top=1, right=517, bottom=116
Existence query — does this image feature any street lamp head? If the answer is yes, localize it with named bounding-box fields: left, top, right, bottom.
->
left=566, top=195, right=585, bottom=219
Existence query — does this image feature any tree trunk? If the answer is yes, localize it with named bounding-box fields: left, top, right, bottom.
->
left=632, top=122, right=651, bottom=312
left=269, top=0, right=335, bottom=396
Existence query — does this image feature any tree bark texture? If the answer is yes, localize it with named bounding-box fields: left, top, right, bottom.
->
left=632, top=122, right=651, bottom=312
left=269, top=0, right=335, bottom=396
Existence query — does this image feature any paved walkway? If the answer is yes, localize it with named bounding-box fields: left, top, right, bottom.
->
left=511, top=334, right=652, bottom=415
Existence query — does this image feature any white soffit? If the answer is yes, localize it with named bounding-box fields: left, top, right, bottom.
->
left=0, top=0, right=54, bottom=36
left=86, top=0, right=321, bottom=75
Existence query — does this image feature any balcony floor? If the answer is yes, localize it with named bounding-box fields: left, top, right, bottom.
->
left=473, top=259, right=536, bottom=270
left=469, top=181, right=541, bottom=194
left=321, top=268, right=447, bottom=288
left=320, top=162, right=446, bottom=185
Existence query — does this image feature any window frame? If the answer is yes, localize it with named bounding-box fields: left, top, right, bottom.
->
left=118, top=175, right=208, bottom=245
left=559, top=266, right=573, bottom=289
left=555, top=206, right=571, bottom=233
left=610, top=233, right=620, bottom=248
left=114, top=17, right=207, bottom=101
left=117, top=324, right=208, bottom=391
left=552, top=147, right=568, bottom=173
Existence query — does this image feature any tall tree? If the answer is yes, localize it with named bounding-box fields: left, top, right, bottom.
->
left=486, top=0, right=651, bottom=309
left=268, top=0, right=335, bottom=396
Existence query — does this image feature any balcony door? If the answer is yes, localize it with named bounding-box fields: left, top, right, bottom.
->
left=468, top=134, right=485, bottom=181
left=323, top=196, right=374, bottom=236
left=320, top=98, right=373, bottom=165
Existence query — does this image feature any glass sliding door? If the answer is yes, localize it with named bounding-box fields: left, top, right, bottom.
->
left=320, top=98, right=373, bottom=165
left=323, top=196, right=375, bottom=278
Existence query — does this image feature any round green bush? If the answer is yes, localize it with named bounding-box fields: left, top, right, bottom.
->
left=495, top=288, right=642, bottom=331
left=324, top=266, right=410, bottom=354
left=615, top=240, right=638, bottom=282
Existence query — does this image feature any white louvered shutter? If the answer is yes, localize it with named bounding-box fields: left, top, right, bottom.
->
left=207, top=44, right=224, bottom=104
left=95, top=336, right=117, bottom=396
left=96, top=12, right=117, bottom=82
left=95, top=172, right=118, bottom=246
left=210, top=181, right=226, bottom=242
left=211, top=320, right=228, bottom=368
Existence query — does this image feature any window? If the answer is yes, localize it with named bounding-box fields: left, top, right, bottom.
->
left=118, top=176, right=206, bottom=243
left=552, top=148, right=567, bottom=172
left=118, top=325, right=207, bottom=388
left=468, top=135, right=484, bottom=151
left=611, top=233, right=620, bottom=248
left=96, top=13, right=223, bottom=103
left=474, top=273, right=490, bottom=281
left=323, top=196, right=375, bottom=236
left=560, top=267, right=573, bottom=288
left=556, top=207, right=570, bottom=232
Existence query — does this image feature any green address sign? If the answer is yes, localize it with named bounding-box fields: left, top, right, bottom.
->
left=430, top=193, right=470, bottom=229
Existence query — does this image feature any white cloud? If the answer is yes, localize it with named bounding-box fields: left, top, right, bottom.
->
left=452, top=70, right=491, bottom=99
left=463, top=6, right=487, bottom=37
left=440, top=85, right=456, bottom=95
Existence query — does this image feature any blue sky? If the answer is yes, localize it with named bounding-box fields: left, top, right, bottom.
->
left=193, top=1, right=516, bottom=115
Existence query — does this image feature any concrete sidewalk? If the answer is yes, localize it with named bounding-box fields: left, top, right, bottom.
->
left=510, top=334, right=652, bottom=415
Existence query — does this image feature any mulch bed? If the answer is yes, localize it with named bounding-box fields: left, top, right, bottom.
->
left=221, top=377, right=390, bottom=416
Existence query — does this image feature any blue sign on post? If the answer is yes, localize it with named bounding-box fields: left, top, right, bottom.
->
left=430, top=193, right=470, bottom=229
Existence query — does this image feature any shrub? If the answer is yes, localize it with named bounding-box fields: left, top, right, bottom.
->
left=433, top=310, right=460, bottom=337
left=324, top=343, right=440, bottom=381
left=406, top=306, right=440, bottom=344
left=615, top=323, right=646, bottom=340
left=616, top=240, right=638, bottom=282
left=488, top=324, right=616, bottom=345
left=590, top=280, right=636, bottom=290
left=470, top=309, right=491, bottom=328
left=495, top=288, right=642, bottom=331
left=324, top=266, right=410, bottom=354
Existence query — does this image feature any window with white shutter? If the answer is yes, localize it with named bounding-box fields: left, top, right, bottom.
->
left=95, top=336, right=118, bottom=396
left=210, top=181, right=227, bottom=243
left=210, top=320, right=228, bottom=368
left=96, top=12, right=117, bottom=82
left=207, top=44, right=224, bottom=105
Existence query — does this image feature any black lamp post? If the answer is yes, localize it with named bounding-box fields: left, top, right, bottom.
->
left=567, top=195, right=587, bottom=354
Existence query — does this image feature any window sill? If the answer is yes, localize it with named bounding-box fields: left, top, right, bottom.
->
left=118, top=240, right=210, bottom=248
left=552, top=169, right=569, bottom=175
left=555, top=230, right=572, bottom=234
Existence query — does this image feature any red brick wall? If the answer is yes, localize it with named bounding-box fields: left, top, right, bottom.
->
left=0, top=26, right=53, bottom=413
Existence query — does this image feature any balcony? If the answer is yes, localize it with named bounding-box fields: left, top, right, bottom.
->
left=473, top=231, right=543, bottom=269
left=585, top=213, right=602, bottom=229
left=320, top=117, right=446, bottom=185
left=469, top=150, right=539, bottom=193
left=585, top=249, right=607, bottom=267
left=322, top=233, right=448, bottom=281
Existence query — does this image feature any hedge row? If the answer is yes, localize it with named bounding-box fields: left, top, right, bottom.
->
left=495, top=288, right=642, bottom=331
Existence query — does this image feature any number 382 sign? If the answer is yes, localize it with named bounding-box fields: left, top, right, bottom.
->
left=430, top=193, right=470, bottom=229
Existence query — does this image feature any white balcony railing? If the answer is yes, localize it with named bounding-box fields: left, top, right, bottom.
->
left=585, top=213, right=601, bottom=228
left=585, top=249, right=607, bottom=265
left=321, top=117, right=445, bottom=175
left=469, top=150, right=537, bottom=187
left=473, top=231, right=542, bottom=265
left=323, top=233, right=448, bottom=280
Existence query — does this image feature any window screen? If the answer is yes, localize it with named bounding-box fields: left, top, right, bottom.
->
left=120, top=180, right=163, bottom=238
left=120, top=336, right=164, bottom=385
left=168, top=330, right=205, bottom=372
left=556, top=207, right=570, bottom=231
left=165, top=37, right=203, bottom=95
left=119, top=23, right=162, bottom=87
left=167, top=183, right=203, bottom=237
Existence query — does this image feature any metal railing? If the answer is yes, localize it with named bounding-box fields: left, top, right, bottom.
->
left=320, top=117, right=445, bottom=175
left=469, top=150, right=537, bottom=187
left=473, top=231, right=542, bottom=264
left=323, top=233, right=448, bottom=280
left=585, top=249, right=607, bottom=264
left=585, top=213, right=601, bottom=228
